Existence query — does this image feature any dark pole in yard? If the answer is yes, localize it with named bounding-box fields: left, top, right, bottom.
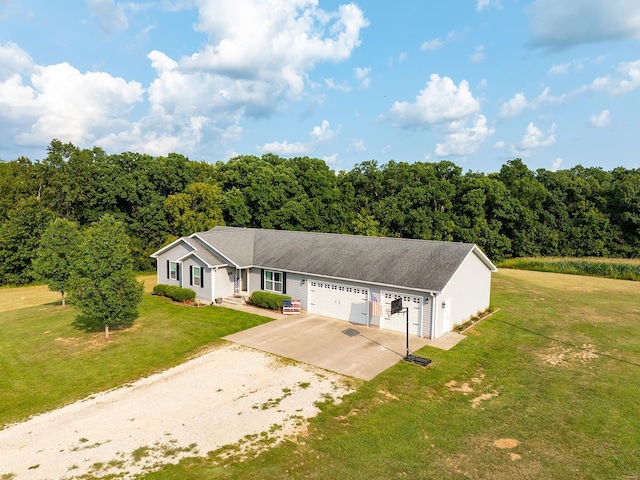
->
left=405, top=306, right=409, bottom=358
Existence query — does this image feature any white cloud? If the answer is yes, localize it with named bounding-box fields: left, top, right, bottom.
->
left=548, top=60, right=584, bottom=75
left=354, top=66, right=371, bottom=88
left=498, top=87, right=565, bottom=118
left=382, top=144, right=392, bottom=154
left=510, top=122, right=556, bottom=157
left=476, top=0, right=502, bottom=11
left=384, top=74, right=480, bottom=129
left=322, top=153, right=338, bottom=164
left=435, top=114, right=494, bottom=156
left=0, top=42, right=33, bottom=80
left=87, top=0, right=129, bottom=35
left=350, top=138, right=366, bottom=151
left=589, top=109, right=610, bottom=127
left=528, top=0, right=640, bottom=50
left=551, top=157, right=563, bottom=171
left=324, top=78, right=351, bottom=92
left=183, top=0, right=368, bottom=97
left=0, top=49, right=144, bottom=148
left=398, top=52, right=407, bottom=63
left=257, top=119, right=338, bottom=155
left=470, top=45, right=485, bottom=63
left=420, top=30, right=459, bottom=51
left=493, top=140, right=505, bottom=148
left=577, top=59, right=640, bottom=95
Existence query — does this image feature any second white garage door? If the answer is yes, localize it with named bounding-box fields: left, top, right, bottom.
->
left=380, top=292, right=422, bottom=336
left=308, top=280, right=369, bottom=325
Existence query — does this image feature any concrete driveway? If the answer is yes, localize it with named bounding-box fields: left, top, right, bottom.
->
left=224, top=311, right=464, bottom=380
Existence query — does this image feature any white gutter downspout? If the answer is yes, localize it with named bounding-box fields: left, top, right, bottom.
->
left=431, top=293, right=438, bottom=339
left=212, top=267, right=217, bottom=302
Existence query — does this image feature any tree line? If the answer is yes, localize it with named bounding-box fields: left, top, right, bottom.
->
left=1, top=139, right=639, bottom=285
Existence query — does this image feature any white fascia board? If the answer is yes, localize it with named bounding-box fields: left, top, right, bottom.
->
left=472, top=245, right=498, bottom=272
left=150, top=237, right=193, bottom=258
left=189, top=233, right=240, bottom=268
left=175, top=251, right=226, bottom=269
left=252, top=264, right=440, bottom=295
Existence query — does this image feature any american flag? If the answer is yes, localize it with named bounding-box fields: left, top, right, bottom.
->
left=370, top=292, right=382, bottom=317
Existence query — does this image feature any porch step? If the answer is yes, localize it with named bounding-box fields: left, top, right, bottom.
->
left=222, top=295, right=248, bottom=306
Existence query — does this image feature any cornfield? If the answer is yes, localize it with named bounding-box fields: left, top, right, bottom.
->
left=497, top=257, right=640, bottom=281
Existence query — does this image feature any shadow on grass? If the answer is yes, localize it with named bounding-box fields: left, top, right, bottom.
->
left=72, top=314, right=136, bottom=333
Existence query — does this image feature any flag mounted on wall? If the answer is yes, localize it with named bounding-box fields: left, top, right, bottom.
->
left=370, top=292, right=382, bottom=317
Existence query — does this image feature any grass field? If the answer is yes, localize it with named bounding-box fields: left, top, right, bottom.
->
left=145, top=269, right=640, bottom=480
left=0, top=282, right=272, bottom=427
left=498, top=256, right=640, bottom=281
left=2, top=270, right=640, bottom=479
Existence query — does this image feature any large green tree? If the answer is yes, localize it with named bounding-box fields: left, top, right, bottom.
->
left=0, top=198, right=57, bottom=285
left=69, top=215, right=143, bottom=338
left=33, top=218, right=82, bottom=306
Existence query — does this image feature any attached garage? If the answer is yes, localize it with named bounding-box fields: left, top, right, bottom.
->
left=380, top=292, right=423, bottom=336
left=308, top=280, right=369, bottom=325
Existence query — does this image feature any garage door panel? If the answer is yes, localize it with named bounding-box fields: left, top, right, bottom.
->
left=380, top=292, right=421, bottom=336
left=309, top=281, right=369, bottom=325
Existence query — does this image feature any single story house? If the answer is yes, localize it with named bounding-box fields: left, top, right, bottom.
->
left=151, top=226, right=497, bottom=339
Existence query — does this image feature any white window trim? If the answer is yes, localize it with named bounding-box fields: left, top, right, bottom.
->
left=193, top=266, right=201, bottom=287
left=169, top=261, right=178, bottom=280
left=264, top=270, right=283, bottom=293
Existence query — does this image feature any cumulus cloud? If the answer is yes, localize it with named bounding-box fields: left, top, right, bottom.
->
left=498, top=87, right=565, bottom=118
left=324, top=78, right=351, bottom=92
left=435, top=114, right=494, bottom=156
left=384, top=74, right=480, bottom=129
left=256, top=119, right=338, bottom=155
left=0, top=43, right=144, bottom=148
left=589, top=109, right=610, bottom=127
left=576, top=59, right=640, bottom=95
left=528, top=0, right=640, bottom=50
left=548, top=60, right=584, bottom=75
left=87, top=0, right=129, bottom=35
left=510, top=122, right=556, bottom=157
left=551, top=157, right=563, bottom=171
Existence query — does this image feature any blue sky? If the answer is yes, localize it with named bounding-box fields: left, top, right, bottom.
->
left=1, top=0, right=640, bottom=173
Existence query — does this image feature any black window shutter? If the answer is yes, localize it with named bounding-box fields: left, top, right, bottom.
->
left=201, top=268, right=205, bottom=288
left=177, top=264, right=180, bottom=281
left=260, top=269, right=264, bottom=290
left=167, top=260, right=170, bottom=279
left=282, top=272, right=287, bottom=294
left=190, top=266, right=193, bottom=285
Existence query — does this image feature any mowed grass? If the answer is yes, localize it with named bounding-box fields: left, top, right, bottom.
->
left=0, top=286, right=272, bottom=427
left=145, top=269, right=640, bottom=480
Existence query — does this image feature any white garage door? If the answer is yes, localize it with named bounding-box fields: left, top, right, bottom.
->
left=308, top=280, right=369, bottom=325
left=380, top=292, right=422, bottom=336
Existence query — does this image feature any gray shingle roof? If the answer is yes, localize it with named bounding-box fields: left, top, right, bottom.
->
left=182, top=237, right=229, bottom=267
left=193, top=226, right=496, bottom=293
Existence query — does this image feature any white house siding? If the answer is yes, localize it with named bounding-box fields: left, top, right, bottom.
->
left=215, top=267, right=235, bottom=299
left=284, top=273, right=308, bottom=309
left=248, top=269, right=261, bottom=295
left=436, top=251, right=492, bottom=337
left=156, top=242, right=193, bottom=288
left=181, top=257, right=211, bottom=302
left=421, top=295, right=434, bottom=338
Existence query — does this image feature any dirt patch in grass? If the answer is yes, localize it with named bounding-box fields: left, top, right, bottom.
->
left=494, top=438, right=520, bottom=449
left=541, top=344, right=599, bottom=366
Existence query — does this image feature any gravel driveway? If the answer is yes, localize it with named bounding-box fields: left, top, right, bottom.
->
left=0, top=344, right=352, bottom=479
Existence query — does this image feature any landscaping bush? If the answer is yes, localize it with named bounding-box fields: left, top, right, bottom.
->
left=250, top=291, right=291, bottom=310
left=152, top=284, right=168, bottom=297
left=153, top=284, right=196, bottom=303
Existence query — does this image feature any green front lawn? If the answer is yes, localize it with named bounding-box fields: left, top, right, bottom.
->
left=0, top=294, right=272, bottom=427
left=146, top=269, right=640, bottom=480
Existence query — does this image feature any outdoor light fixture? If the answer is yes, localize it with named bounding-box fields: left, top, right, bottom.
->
left=442, top=301, right=446, bottom=308
left=301, top=278, right=307, bottom=285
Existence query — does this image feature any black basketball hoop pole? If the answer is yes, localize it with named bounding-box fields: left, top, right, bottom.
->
left=391, top=297, right=431, bottom=367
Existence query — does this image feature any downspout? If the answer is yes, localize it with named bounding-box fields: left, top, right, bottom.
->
left=212, top=267, right=217, bottom=302
left=431, top=293, right=438, bottom=339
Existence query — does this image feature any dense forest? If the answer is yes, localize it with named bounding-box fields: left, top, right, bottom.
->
left=1, top=139, right=639, bottom=285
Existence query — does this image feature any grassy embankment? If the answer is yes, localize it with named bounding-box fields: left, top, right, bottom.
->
left=498, top=256, right=640, bottom=281
left=0, top=275, right=272, bottom=427
left=146, top=269, right=640, bottom=480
